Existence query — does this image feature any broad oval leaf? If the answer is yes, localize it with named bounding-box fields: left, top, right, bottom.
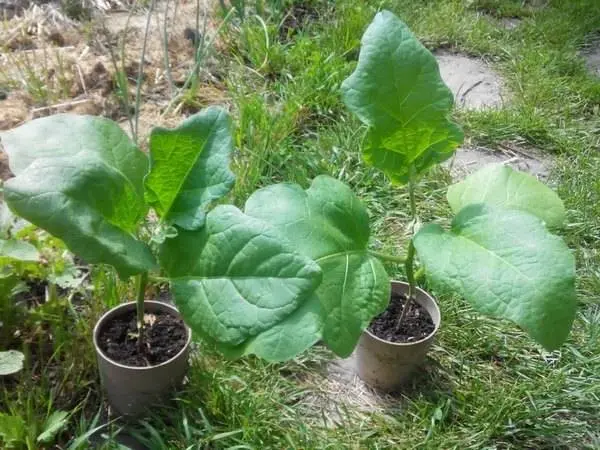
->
left=447, top=163, right=566, bottom=228
left=1, top=115, right=155, bottom=278
left=413, top=204, right=576, bottom=350
left=245, top=175, right=390, bottom=358
left=145, top=107, right=235, bottom=230
left=213, top=294, right=323, bottom=362
left=0, top=350, right=24, bottom=376
left=159, top=205, right=322, bottom=346
left=0, top=239, right=39, bottom=262
left=341, top=10, right=463, bottom=184
left=1, top=114, right=147, bottom=201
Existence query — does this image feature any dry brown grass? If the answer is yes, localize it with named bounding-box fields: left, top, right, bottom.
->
left=0, top=0, right=228, bottom=144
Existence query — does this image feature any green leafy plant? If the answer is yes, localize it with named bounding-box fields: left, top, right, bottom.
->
left=0, top=11, right=577, bottom=364
left=339, top=11, right=576, bottom=350
left=0, top=107, right=323, bottom=359
left=0, top=410, right=69, bottom=448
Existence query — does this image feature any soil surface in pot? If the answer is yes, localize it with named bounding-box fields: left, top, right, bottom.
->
left=98, top=310, right=187, bottom=367
left=368, top=293, right=434, bottom=343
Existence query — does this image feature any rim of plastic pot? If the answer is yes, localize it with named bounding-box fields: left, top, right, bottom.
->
left=361, top=280, right=441, bottom=347
left=93, top=300, right=192, bottom=371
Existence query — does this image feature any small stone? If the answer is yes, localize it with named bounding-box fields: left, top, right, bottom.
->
left=446, top=144, right=551, bottom=180
left=583, top=42, right=600, bottom=78
left=501, top=18, right=521, bottom=30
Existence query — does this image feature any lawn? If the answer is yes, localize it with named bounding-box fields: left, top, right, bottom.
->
left=1, top=0, right=600, bottom=448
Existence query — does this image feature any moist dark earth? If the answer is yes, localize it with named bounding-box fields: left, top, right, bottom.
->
left=368, top=293, right=435, bottom=343
left=98, top=309, right=187, bottom=367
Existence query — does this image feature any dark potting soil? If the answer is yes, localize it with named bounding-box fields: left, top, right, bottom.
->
left=368, top=293, right=435, bottom=343
left=98, top=309, right=187, bottom=367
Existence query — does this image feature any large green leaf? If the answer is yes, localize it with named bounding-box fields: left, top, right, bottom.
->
left=341, top=10, right=463, bottom=184
left=244, top=175, right=390, bottom=358
left=159, top=205, right=322, bottom=347
left=413, top=204, right=576, bottom=350
left=0, top=239, right=39, bottom=262
left=1, top=115, right=155, bottom=278
left=447, top=163, right=566, bottom=228
left=145, top=107, right=235, bottom=230
left=211, top=294, right=323, bottom=361
left=0, top=350, right=24, bottom=376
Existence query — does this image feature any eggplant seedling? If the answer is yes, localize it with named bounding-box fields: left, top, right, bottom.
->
left=0, top=108, right=322, bottom=361
left=339, top=11, right=575, bottom=350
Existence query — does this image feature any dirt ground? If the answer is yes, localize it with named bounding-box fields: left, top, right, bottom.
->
left=436, top=51, right=505, bottom=110
left=434, top=52, right=551, bottom=179
left=0, top=0, right=231, bottom=180
left=447, top=142, right=551, bottom=179
left=583, top=38, right=600, bottom=78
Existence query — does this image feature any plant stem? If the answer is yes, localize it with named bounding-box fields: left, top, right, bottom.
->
left=136, top=272, right=148, bottom=352
left=369, top=250, right=406, bottom=264
left=396, top=240, right=415, bottom=331
left=396, top=166, right=418, bottom=332
left=408, top=171, right=417, bottom=223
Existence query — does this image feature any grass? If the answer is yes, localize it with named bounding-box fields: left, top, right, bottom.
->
left=1, top=0, right=600, bottom=448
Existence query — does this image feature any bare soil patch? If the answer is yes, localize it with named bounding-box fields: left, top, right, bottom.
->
left=0, top=0, right=226, bottom=146
left=297, top=355, right=398, bottom=427
left=436, top=51, right=505, bottom=110
left=447, top=142, right=551, bottom=179
left=582, top=38, right=600, bottom=78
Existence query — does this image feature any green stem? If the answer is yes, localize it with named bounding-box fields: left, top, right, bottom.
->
left=369, top=250, right=406, bottom=264
left=408, top=172, right=417, bottom=223
left=396, top=166, right=418, bottom=332
left=47, top=282, right=58, bottom=303
left=136, top=272, right=149, bottom=351
left=396, top=241, right=416, bottom=331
